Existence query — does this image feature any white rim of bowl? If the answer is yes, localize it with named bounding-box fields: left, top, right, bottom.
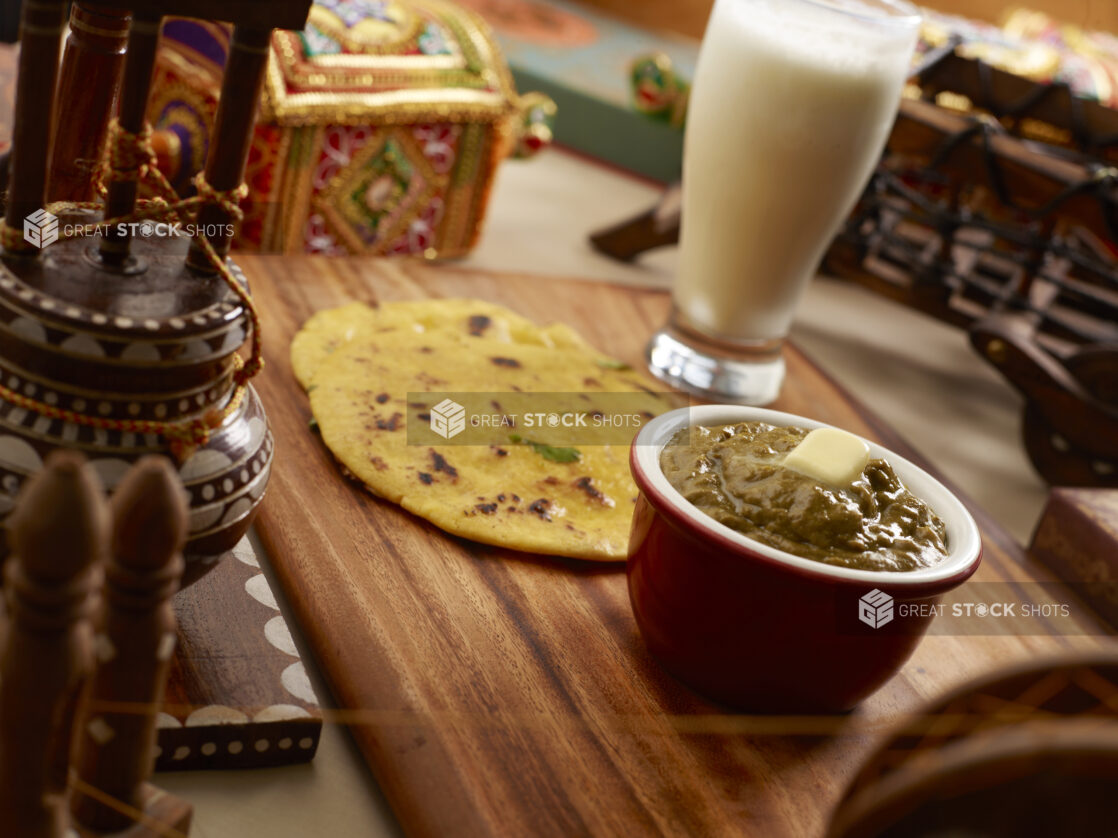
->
left=632, top=405, right=982, bottom=586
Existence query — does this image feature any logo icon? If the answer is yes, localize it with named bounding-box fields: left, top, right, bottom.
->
left=23, top=209, right=59, bottom=249
left=858, top=589, right=894, bottom=629
left=430, top=398, right=466, bottom=439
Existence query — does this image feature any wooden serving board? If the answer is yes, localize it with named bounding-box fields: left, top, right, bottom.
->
left=247, top=255, right=1114, bottom=838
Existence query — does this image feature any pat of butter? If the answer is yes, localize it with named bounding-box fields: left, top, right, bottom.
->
left=783, top=427, right=870, bottom=487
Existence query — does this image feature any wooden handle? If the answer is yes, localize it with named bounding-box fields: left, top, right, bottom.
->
left=7, top=450, right=108, bottom=583
left=110, top=456, right=188, bottom=569
left=99, top=13, right=163, bottom=267
left=0, top=150, right=8, bottom=215
left=589, top=183, right=682, bottom=262
left=186, top=25, right=272, bottom=273
left=3, top=0, right=68, bottom=250
left=71, top=457, right=187, bottom=833
left=589, top=182, right=681, bottom=262
left=0, top=451, right=107, bottom=838
left=48, top=4, right=131, bottom=204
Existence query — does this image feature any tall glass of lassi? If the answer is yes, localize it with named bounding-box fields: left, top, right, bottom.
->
left=647, top=0, right=920, bottom=403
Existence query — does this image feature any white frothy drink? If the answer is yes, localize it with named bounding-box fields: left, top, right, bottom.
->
left=674, top=0, right=918, bottom=342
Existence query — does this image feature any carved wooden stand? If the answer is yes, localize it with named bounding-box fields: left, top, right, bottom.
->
left=0, top=0, right=311, bottom=569
left=0, top=452, right=192, bottom=837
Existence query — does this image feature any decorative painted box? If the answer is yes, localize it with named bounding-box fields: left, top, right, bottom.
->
left=148, top=0, right=553, bottom=258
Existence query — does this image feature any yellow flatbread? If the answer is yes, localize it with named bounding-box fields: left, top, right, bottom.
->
left=295, top=300, right=674, bottom=560
left=291, top=299, right=592, bottom=389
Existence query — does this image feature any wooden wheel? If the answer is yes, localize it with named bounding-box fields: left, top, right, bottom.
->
left=828, top=651, right=1118, bottom=837
left=970, top=315, right=1118, bottom=487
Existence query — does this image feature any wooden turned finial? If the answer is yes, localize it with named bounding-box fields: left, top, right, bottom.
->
left=0, top=451, right=108, bottom=838
left=49, top=4, right=132, bottom=203
left=71, top=456, right=188, bottom=834
left=2, top=0, right=68, bottom=253
left=99, top=12, right=165, bottom=270
left=186, top=25, right=273, bottom=273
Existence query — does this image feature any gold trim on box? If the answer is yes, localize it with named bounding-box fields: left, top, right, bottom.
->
left=259, top=127, right=294, bottom=253
left=280, top=126, right=325, bottom=254
left=308, top=52, right=464, bottom=71
left=262, top=0, right=517, bottom=127
left=268, top=33, right=493, bottom=91
left=263, top=87, right=512, bottom=126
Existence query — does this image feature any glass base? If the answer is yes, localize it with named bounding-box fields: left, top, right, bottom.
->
left=646, top=313, right=785, bottom=405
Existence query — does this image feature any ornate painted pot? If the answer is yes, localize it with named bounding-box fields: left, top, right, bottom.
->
left=0, top=219, right=272, bottom=571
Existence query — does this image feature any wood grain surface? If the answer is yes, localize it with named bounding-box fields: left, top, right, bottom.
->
left=247, top=255, right=1114, bottom=838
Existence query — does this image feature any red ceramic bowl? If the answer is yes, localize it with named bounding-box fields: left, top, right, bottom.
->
left=627, top=405, right=982, bottom=712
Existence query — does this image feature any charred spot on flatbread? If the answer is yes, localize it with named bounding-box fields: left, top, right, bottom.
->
left=573, top=476, right=613, bottom=506
left=376, top=413, right=403, bottom=431
left=528, top=499, right=554, bottom=521
left=430, top=450, right=458, bottom=480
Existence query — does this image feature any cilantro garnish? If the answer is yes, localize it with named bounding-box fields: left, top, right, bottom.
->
left=509, top=434, right=581, bottom=463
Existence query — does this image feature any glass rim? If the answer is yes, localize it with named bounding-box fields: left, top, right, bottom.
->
left=781, top=0, right=922, bottom=28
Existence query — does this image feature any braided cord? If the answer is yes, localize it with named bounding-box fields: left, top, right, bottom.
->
left=0, top=120, right=263, bottom=461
